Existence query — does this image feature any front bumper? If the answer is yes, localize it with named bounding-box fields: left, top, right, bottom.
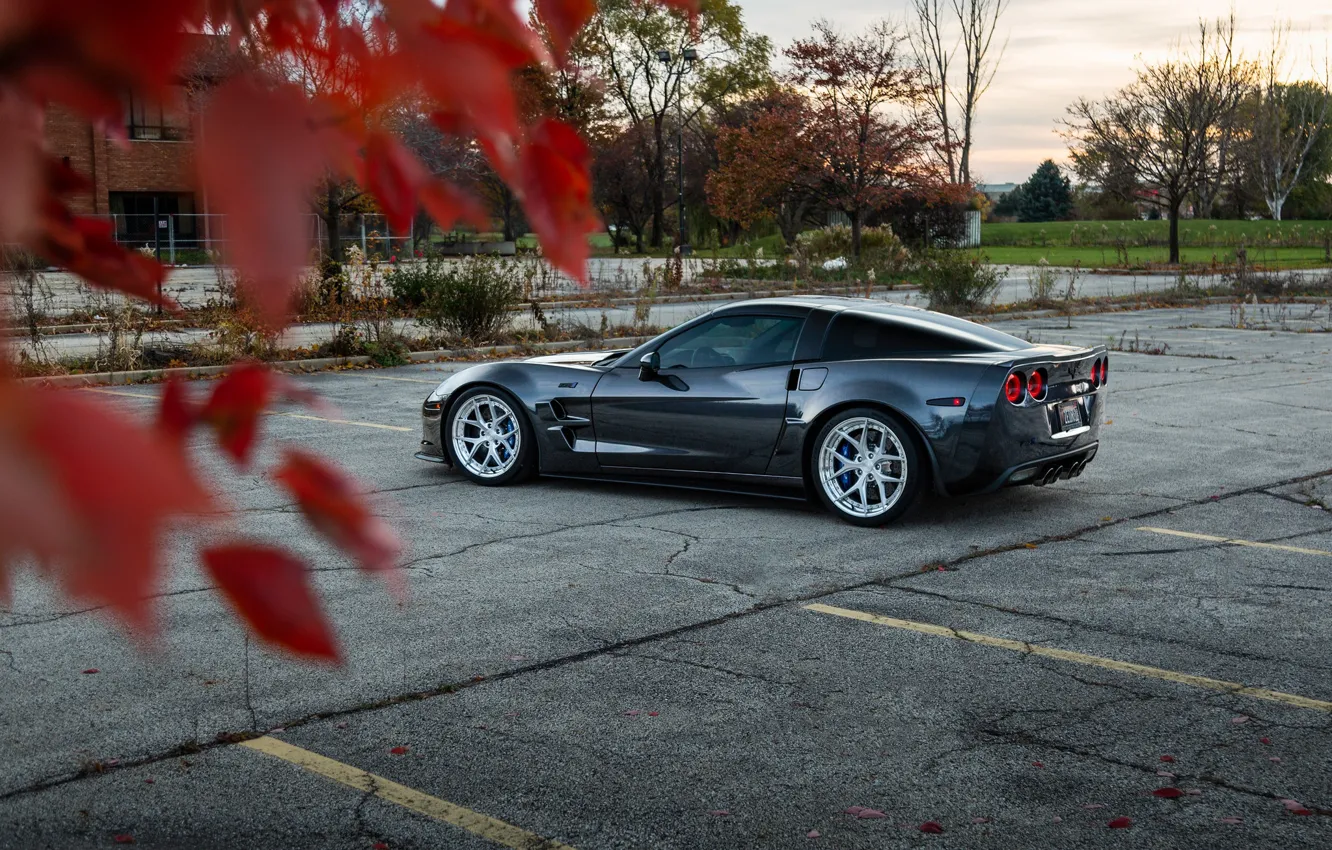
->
left=416, top=401, right=446, bottom=463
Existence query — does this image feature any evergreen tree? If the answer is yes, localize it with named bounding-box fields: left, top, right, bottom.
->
left=1017, top=159, right=1074, bottom=222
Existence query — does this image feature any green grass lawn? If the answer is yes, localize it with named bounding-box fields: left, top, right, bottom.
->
left=971, top=245, right=1332, bottom=269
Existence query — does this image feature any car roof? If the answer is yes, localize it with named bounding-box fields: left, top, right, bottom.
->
left=711, top=295, right=1029, bottom=351
left=712, top=294, right=931, bottom=316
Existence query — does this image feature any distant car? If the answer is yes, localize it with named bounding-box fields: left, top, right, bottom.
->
left=415, top=296, right=1107, bottom=526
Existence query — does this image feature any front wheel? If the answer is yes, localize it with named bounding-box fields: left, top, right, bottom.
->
left=445, top=387, right=536, bottom=486
left=811, top=408, right=922, bottom=527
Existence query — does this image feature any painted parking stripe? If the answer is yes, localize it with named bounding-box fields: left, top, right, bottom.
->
left=83, top=388, right=411, bottom=432
left=1137, top=527, right=1332, bottom=558
left=804, top=603, right=1332, bottom=713
left=239, top=736, right=578, bottom=850
left=267, top=411, right=412, bottom=432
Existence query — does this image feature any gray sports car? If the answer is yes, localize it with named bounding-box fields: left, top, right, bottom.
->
left=415, top=296, right=1107, bottom=526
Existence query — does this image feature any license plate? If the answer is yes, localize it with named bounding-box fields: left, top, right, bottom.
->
left=1059, top=402, right=1082, bottom=430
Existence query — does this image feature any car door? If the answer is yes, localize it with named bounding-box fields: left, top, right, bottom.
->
left=591, top=314, right=806, bottom=475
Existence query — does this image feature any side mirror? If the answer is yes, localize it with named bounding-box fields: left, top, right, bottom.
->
left=638, top=351, right=660, bottom=382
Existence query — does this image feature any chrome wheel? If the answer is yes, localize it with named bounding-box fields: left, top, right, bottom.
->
left=451, top=394, right=522, bottom=479
left=817, top=417, right=908, bottom=519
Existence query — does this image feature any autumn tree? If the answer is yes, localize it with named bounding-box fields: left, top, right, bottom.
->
left=706, top=89, right=819, bottom=246
left=1065, top=17, right=1254, bottom=263
left=1, top=0, right=669, bottom=660
left=909, top=0, right=1009, bottom=184
left=588, top=0, right=770, bottom=249
left=594, top=124, right=657, bottom=252
left=787, top=20, right=936, bottom=258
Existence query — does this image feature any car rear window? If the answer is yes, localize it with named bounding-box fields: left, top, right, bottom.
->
left=821, top=312, right=1025, bottom=360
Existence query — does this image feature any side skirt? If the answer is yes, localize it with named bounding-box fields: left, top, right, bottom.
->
left=542, top=472, right=810, bottom=503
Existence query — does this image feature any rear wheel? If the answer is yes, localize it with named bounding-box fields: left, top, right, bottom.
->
left=445, top=387, right=536, bottom=486
left=811, top=408, right=922, bottom=527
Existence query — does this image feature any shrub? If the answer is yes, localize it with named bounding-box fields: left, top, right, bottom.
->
left=795, top=225, right=910, bottom=273
left=418, top=256, right=521, bottom=342
left=384, top=254, right=445, bottom=307
left=917, top=251, right=1005, bottom=314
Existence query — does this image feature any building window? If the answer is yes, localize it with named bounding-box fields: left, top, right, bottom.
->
left=123, top=89, right=190, bottom=141
left=109, top=193, right=199, bottom=246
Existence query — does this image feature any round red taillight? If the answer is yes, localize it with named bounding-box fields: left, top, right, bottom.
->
left=1028, top=369, right=1047, bottom=402
left=1004, top=372, right=1025, bottom=404
left=1100, top=358, right=1108, bottom=386
left=1090, top=358, right=1102, bottom=388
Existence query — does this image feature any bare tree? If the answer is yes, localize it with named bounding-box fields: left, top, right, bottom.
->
left=1064, top=17, right=1254, bottom=264
left=909, top=0, right=1008, bottom=185
left=1251, top=24, right=1332, bottom=221
left=1193, top=15, right=1257, bottom=218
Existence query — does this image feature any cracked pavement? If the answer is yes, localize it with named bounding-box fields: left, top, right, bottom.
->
left=2, top=309, right=1332, bottom=848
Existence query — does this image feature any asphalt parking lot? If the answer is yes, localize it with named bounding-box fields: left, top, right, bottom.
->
left=2, top=304, right=1332, bottom=849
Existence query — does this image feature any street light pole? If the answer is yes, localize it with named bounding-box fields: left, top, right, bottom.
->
left=657, top=47, right=698, bottom=257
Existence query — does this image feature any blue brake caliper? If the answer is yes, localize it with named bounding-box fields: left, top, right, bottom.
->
left=499, top=418, right=515, bottom=461
left=837, top=441, right=853, bottom=491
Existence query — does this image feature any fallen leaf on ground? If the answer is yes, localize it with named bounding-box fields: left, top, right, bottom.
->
left=647, top=711, right=659, bottom=717
left=1269, top=757, right=1282, bottom=763
left=1107, top=817, right=1133, bottom=829
left=1051, top=816, right=1062, bottom=823
left=1282, top=799, right=1312, bottom=815
left=971, top=816, right=992, bottom=823
left=1031, top=761, right=1044, bottom=768
left=709, top=810, right=730, bottom=817
left=1159, top=755, right=1175, bottom=763
left=113, top=836, right=134, bottom=845
left=1219, top=817, right=1243, bottom=824
left=1232, top=715, right=1249, bottom=724
left=919, top=821, right=944, bottom=834
left=389, top=746, right=409, bottom=755
left=82, top=668, right=98, bottom=674
left=1260, top=737, right=1271, bottom=745
left=806, top=829, right=820, bottom=838
left=1157, top=771, right=1175, bottom=778
left=1153, top=788, right=1183, bottom=799
left=623, top=710, right=640, bottom=716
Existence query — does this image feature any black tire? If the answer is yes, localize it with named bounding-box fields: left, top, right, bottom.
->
left=444, top=386, right=537, bottom=486
left=809, top=407, right=923, bottom=527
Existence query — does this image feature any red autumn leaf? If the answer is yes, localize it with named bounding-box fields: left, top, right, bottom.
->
left=1031, top=761, right=1044, bottom=768
left=1281, top=799, right=1312, bottom=815
left=202, top=544, right=339, bottom=661
left=361, top=133, right=427, bottom=235
left=34, top=203, right=170, bottom=308
left=113, top=835, right=135, bottom=845
left=1107, top=817, right=1133, bottom=829
left=518, top=118, right=598, bottom=283
left=1260, top=737, right=1271, bottom=745
left=273, top=448, right=403, bottom=590
left=158, top=378, right=197, bottom=449
left=919, top=822, right=944, bottom=834
left=1159, top=755, right=1175, bottom=763
left=198, top=77, right=328, bottom=325
left=1219, top=816, right=1243, bottom=824
left=855, top=809, right=886, bottom=820
left=0, top=384, right=210, bottom=632
left=200, top=363, right=274, bottom=467
left=389, top=746, right=409, bottom=755
left=1153, top=787, right=1183, bottom=799
left=419, top=180, right=491, bottom=235
left=374, top=843, right=389, bottom=850
left=535, top=0, right=596, bottom=62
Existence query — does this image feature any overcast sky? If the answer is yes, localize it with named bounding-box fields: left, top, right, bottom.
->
left=735, top=0, right=1332, bottom=183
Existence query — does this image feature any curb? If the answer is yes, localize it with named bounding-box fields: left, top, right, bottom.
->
left=23, top=335, right=653, bottom=388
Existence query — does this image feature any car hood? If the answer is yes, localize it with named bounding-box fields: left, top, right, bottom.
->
left=523, top=349, right=628, bottom=366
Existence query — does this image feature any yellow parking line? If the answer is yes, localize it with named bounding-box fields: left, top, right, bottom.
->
left=336, top=373, right=441, bottom=385
left=83, top=388, right=410, bottom=432
left=804, top=603, right=1332, bottom=713
left=239, top=736, right=578, bottom=850
left=267, top=411, right=412, bottom=432
left=1137, top=527, right=1332, bottom=558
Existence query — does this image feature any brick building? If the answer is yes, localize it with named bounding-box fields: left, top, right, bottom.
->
left=44, top=35, right=230, bottom=249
